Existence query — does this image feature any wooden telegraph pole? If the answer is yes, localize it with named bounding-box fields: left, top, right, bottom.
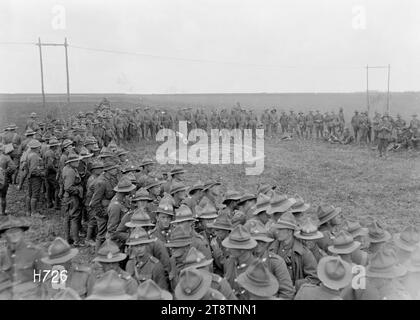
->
left=37, top=37, right=46, bottom=108
left=36, top=37, right=71, bottom=107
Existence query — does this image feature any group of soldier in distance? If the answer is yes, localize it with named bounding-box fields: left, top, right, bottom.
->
left=0, top=98, right=419, bottom=300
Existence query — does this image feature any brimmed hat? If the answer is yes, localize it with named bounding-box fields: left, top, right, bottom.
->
left=252, top=193, right=271, bottom=215
left=131, top=188, right=152, bottom=202
left=202, top=180, right=221, bottom=192
left=30, top=112, right=37, bottom=118
left=137, top=279, right=172, bottom=300
left=41, top=237, right=79, bottom=265
left=154, top=197, right=175, bottom=216
left=188, top=180, right=204, bottom=195
left=169, top=166, right=186, bottom=176
left=236, top=260, right=279, bottom=297
left=61, top=139, right=74, bottom=149
left=125, top=208, right=155, bottom=228
left=175, top=268, right=212, bottom=300
left=113, top=177, right=136, bottom=193
left=121, top=164, right=140, bottom=174
left=231, top=210, right=247, bottom=227
left=53, top=287, right=82, bottom=300
left=91, top=160, right=104, bottom=170
left=0, top=215, right=30, bottom=234
left=222, top=190, right=242, bottom=204
left=367, top=221, right=392, bottom=243
left=65, top=154, right=82, bottom=165
left=171, top=204, right=196, bottom=224
left=328, top=230, right=361, bottom=254
left=181, top=247, right=214, bottom=270
left=169, top=182, right=188, bottom=195
left=294, top=217, right=324, bottom=240
left=393, top=226, right=420, bottom=252
left=244, top=220, right=273, bottom=243
left=84, top=137, right=97, bottom=146
left=93, top=239, right=127, bottom=263
left=47, top=138, right=61, bottom=147
left=6, top=123, right=17, bottom=130
left=289, top=195, right=310, bottom=213
left=207, top=213, right=233, bottom=231
left=267, top=193, right=297, bottom=215
left=237, top=193, right=257, bottom=205
left=317, top=205, right=342, bottom=225
left=222, top=225, right=257, bottom=250
left=405, top=246, right=420, bottom=273
left=79, top=147, right=93, bottom=159
left=28, top=139, right=42, bottom=149
left=270, top=212, right=298, bottom=230
left=24, top=128, right=36, bottom=136
left=145, top=177, right=165, bottom=190
left=140, top=158, right=155, bottom=167
left=123, top=172, right=137, bottom=184
left=342, top=220, right=368, bottom=238
left=256, top=183, right=275, bottom=195
left=126, top=227, right=156, bottom=246
left=366, top=247, right=407, bottom=279
left=165, top=224, right=193, bottom=248
left=102, top=160, right=119, bottom=171
left=86, top=270, right=135, bottom=300
left=317, top=256, right=352, bottom=290
left=195, top=202, right=218, bottom=220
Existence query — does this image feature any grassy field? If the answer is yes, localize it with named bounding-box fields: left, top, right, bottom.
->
left=6, top=137, right=419, bottom=263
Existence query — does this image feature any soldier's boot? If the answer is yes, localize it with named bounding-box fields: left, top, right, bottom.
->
left=25, top=197, right=31, bottom=216
left=31, top=198, right=45, bottom=219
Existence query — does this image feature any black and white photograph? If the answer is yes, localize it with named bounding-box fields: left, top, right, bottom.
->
left=0, top=0, right=419, bottom=302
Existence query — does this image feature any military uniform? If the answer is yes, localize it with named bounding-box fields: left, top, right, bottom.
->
left=89, top=266, right=137, bottom=296
left=224, top=254, right=256, bottom=299
left=106, top=195, right=129, bottom=242
left=0, top=240, right=45, bottom=299
left=295, top=283, right=342, bottom=300
left=0, top=151, right=17, bottom=214
left=43, top=148, right=60, bottom=209
left=125, top=254, right=169, bottom=290
left=26, top=149, right=44, bottom=215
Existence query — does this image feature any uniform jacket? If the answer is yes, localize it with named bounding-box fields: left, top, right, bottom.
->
left=125, top=254, right=169, bottom=290
left=295, top=283, right=342, bottom=300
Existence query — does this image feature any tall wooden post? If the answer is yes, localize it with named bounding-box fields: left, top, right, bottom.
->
left=366, top=65, right=369, bottom=115
left=37, top=37, right=46, bottom=108
left=387, top=64, right=390, bottom=113
left=64, top=37, right=70, bottom=105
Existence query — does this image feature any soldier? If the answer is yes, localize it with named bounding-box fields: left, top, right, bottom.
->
left=316, top=204, right=342, bottom=253
left=338, top=107, right=345, bottom=135
left=377, top=114, right=393, bottom=158
left=294, top=216, right=326, bottom=263
left=149, top=197, right=175, bottom=245
left=0, top=143, right=17, bottom=215
left=136, top=279, right=172, bottom=300
left=248, top=193, right=271, bottom=225
left=268, top=212, right=319, bottom=291
left=106, top=177, right=136, bottom=243
left=392, top=226, right=419, bottom=265
left=270, top=109, right=279, bottom=138
left=44, top=138, right=61, bottom=209
left=171, top=204, right=212, bottom=262
left=287, top=195, right=310, bottom=225
left=236, top=260, right=281, bottom=300
left=136, top=158, right=156, bottom=188
left=305, top=111, right=314, bottom=139
left=0, top=215, right=46, bottom=299
left=169, top=182, right=188, bottom=210
left=200, top=181, right=224, bottom=210
left=25, top=112, right=40, bottom=131
left=144, top=178, right=164, bottom=221
left=260, top=109, right=270, bottom=136
left=221, top=190, right=242, bottom=218
left=125, top=227, right=169, bottom=290
left=195, top=202, right=218, bottom=245
left=25, top=139, right=46, bottom=218
left=314, top=110, right=324, bottom=139
left=342, top=220, right=369, bottom=266
left=245, top=219, right=296, bottom=299
left=174, top=268, right=215, bottom=300
left=366, top=220, right=392, bottom=256
left=280, top=111, right=288, bottom=134
left=207, top=214, right=233, bottom=276
left=62, top=154, right=84, bottom=246
left=409, top=114, right=420, bottom=131
left=180, top=247, right=237, bottom=299
left=1, top=124, right=21, bottom=184
left=222, top=225, right=258, bottom=299
left=90, top=239, right=137, bottom=296
left=163, top=166, right=185, bottom=194
left=183, top=180, right=204, bottom=217
left=351, top=111, right=360, bottom=142
left=340, top=128, right=355, bottom=145
left=297, top=112, right=306, bottom=139
left=359, top=111, right=370, bottom=145
left=401, top=246, right=420, bottom=299
left=89, top=161, right=119, bottom=252
left=295, top=256, right=352, bottom=300
left=235, top=193, right=257, bottom=220
left=40, top=237, right=94, bottom=299
left=327, top=230, right=362, bottom=265
left=288, top=110, right=298, bottom=136
left=372, top=112, right=381, bottom=144
left=84, top=160, right=104, bottom=246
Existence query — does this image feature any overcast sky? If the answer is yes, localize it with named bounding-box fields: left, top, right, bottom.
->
left=1, top=0, right=419, bottom=93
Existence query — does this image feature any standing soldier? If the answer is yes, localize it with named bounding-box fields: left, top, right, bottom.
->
left=338, top=107, right=345, bottom=135
left=0, top=143, right=17, bottom=215
left=351, top=111, right=361, bottom=142
left=44, top=138, right=61, bottom=210
left=26, top=139, right=46, bottom=218
left=62, top=154, right=84, bottom=246
left=305, top=111, right=314, bottom=139
left=270, top=109, right=279, bottom=138
left=314, top=110, right=324, bottom=139
left=89, top=161, right=120, bottom=252
left=409, top=114, right=420, bottom=131
left=377, top=114, right=393, bottom=158
left=1, top=124, right=21, bottom=185
left=0, top=215, right=46, bottom=299
left=297, top=112, right=306, bottom=139
left=394, top=114, right=406, bottom=137
left=372, top=112, right=381, bottom=145
left=288, top=110, right=298, bottom=137
left=280, top=111, right=288, bottom=134
left=261, top=110, right=271, bottom=137
left=358, top=112, right=369, bottom=145
left=125, top=227, right=169, bottom=290
left=25, top=112, right=40, bottom=131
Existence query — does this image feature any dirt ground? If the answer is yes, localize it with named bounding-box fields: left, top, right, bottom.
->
left=6, top=137, right=420, bottom=264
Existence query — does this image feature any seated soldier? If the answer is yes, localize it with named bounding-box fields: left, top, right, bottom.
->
left=340, top=128, right=354, bottom=145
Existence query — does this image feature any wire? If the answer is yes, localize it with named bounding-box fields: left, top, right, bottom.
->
left=0, top=41, right=35, bottom=45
